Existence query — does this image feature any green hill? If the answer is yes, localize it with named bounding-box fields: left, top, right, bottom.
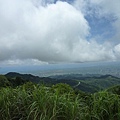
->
left=0, top=75, right=11, bottom=87
left=1, top=72, right=120, bottom=119
left=50, top=74, right=120, bottom=92
left=107, top=85, right=120, bottom=95
left=3, top=72, right=120, bottom=93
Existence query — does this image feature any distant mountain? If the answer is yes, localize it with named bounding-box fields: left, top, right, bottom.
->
left=50, top=74, right=118, bottom=80
left=83, top=75, right=120, bottom=90
left=5, top=72, right=79, bottom=86
left=50, top=74, right=120, bottom=91
left=6, top=72, right=42, bottom=83
left=2, top=72, right=120, bottom=93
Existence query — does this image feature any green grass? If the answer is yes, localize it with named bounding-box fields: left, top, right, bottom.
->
left=0, top=82, right=120, bottom=120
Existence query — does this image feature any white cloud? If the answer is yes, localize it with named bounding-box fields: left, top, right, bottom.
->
left=0, top=0, right=119, bottom=65
left=90, top=0, right=120, bottom=15
left=88, top=0, right=120, bottom=43
left=0, top=59, right=48, bottom=66
left=114, top=44, right=120, bottom=58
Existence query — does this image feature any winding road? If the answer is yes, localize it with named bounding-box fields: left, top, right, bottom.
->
left=73, top=81, right=80, bottom=88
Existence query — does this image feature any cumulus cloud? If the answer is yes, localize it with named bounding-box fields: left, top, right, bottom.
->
left=0, top=0, right=119, bottom=65
left=87, top=0, right=120, bottom=57
left=114, top=44, right=120, bottom=59
left=88, top=0, right=120, bottom=40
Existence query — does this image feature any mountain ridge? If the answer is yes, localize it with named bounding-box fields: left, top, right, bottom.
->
left=1, top=72, right=120, bottom=93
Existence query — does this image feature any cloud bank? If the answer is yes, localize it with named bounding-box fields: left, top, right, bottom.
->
left=87, top=0, right=120, bottom=59
left=0, top=0, right=120, bottom=65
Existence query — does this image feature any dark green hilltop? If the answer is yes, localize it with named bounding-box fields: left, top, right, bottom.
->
left=0, top=72, right=119, bottom=93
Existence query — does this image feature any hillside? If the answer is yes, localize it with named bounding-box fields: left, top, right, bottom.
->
left=4, top=72, right=99, bottom=92
left=1, top=72, right=120, bottom=119
left=0, top=75, right=11, bottom=87
left=50, top=74, right=120, bottom=91
left=0, top=72, right=119, bottom=93
left=1, top=81, right=120, bottom=120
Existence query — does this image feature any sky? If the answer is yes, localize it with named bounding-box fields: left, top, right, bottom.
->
left=0, top=0, right=120, bottom=66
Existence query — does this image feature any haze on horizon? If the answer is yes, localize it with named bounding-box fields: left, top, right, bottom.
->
left=0, top=0, right=120, bottom=66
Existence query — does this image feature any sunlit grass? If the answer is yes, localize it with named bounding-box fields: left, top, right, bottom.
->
left=0, top=82, right=120, bottom=120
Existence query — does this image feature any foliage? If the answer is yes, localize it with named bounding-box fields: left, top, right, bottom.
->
left=107, top=85, right=120, bottom=95
left=0, top=83, right=86, bottom=120
left=1, top=82, right=120, bottom=120
left=50, top=74, right=120, bottom=92
left=0, top=74, right=29, bottom=88
left=1, top=73, right=120, bottom=119
left=4, top=72, right=120, bottom=93
left=0, top=75, right=11, bottom=87
left=91, top=91, right=120, bottom=120
left=51, top=83, right=74, bottom=95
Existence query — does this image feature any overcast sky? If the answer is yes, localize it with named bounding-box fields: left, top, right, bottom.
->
left=0, top=0, right=120, bottom=66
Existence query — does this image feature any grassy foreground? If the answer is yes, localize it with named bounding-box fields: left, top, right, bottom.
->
left=0, top=82, right=120, bottom=120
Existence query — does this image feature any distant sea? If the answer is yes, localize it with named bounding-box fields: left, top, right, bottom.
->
left=0, top=61, right=120, bottom=77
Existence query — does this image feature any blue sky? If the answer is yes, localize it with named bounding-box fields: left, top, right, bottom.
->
left=86, top=15, right=116, bottom=40
left=0, top=0, right=120, bottom=66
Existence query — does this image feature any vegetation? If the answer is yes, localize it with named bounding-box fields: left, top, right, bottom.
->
left=50, top=74, right=120, bottom=92
left=1, top=82, right=120, bottom=119
left=0, top=75, right=11, bottom=87
left=5, top=72, right=120, bottom=93
left=1, top=73, right=120, bottom=120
